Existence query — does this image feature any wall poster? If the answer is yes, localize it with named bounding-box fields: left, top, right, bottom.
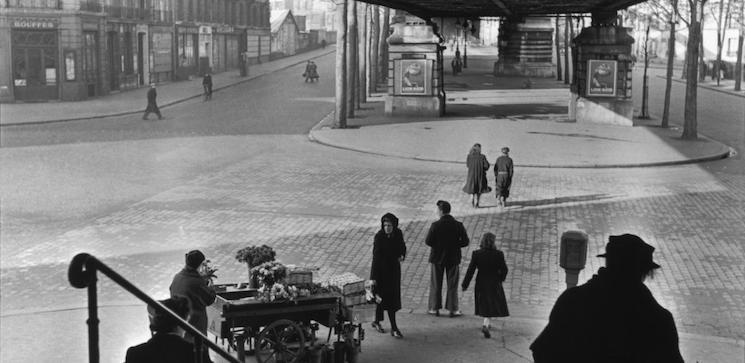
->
left=587, top=60, right=617, bottom=97
left=397, top=59, right=431, bottom=95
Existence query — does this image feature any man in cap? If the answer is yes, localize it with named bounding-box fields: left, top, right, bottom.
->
left=530, top=234, right=683, bottom=362
left=170, top=250, right=216, bottom=343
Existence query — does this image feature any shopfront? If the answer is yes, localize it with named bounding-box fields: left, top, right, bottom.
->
left=175, top=25, right=199, bottom=80
left=149, top=25, right=173, bottom=83
left=10, top=18, right=60, bottom=101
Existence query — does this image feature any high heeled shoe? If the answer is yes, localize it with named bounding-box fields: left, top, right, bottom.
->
left=391, top=328, right=403, bottom=339
left=371, top=321, right=385, bottom=333
left=481, top=326, right=491, bottom=338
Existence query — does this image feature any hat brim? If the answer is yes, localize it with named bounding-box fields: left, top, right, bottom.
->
left=597, top=253, right=661, bottom=269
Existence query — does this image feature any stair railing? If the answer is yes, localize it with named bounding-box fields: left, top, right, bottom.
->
left=68, top=252, right=241, bottom=363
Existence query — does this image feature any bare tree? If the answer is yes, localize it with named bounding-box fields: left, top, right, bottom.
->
left=369, top=6, right=380, bottom=93
left=555, top=16, right=562, bottom=81
left=682, top=0, right=708, bottom=139
left=710, top=0, right=734, bottom=85
left=358, top=3, right=368, bottom=104
left=334, top=0, right=348, bottom=128
left=641, top=0, right=680, bottom=127
left=735, top=0, right=744, bottom=90
left=378, top=7, right=390, bottom=83
left=640, top=16, right=652, bottom=119
left=346, top=0, right=357, bottom=118
left=564, top=16, right=571, bottom=84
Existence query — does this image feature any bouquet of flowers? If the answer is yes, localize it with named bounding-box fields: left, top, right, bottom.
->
left=256, top=283, right=302, bottom=303
left=251, top=261, right=287, bottom=287
left=198, top=259, right=219, bottom=284
left=235, top=244, right=276, bottom=267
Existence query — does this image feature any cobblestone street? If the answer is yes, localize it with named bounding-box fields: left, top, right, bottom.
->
left=2, top=134, right=744, bottom=346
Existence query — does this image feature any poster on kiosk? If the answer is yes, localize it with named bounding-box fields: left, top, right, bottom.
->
left=396, top=59, right=432, bottom=95
left=587, top=60, right=617, bottom=97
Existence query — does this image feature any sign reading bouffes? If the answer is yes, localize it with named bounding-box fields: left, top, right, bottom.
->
left=12, top=18, right=58, bottom=29
left=587, top=60, right=617, bottom=97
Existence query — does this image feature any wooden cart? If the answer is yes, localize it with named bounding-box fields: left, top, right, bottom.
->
left=207, top=284, right=373, bottom=363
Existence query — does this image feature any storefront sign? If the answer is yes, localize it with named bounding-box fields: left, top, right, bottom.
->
left=12, top=18, right=57, bottom=29
left=215, top=25, right=234, bottom=33
left=397, top=59, right=431, bottom=95
left=587, top=60, right=617, bottom=97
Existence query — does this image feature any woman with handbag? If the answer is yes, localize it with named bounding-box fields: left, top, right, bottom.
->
left=370, top=213, right=407, bottom=338
left=461, top=232, right=510, bottom=338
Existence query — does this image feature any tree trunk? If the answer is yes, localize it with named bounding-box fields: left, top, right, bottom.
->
left=735, top=33, right=743, bottom=91
left=662, top=4, right=677, bottom=128
left=564, top=16, right=570, bottom=84
left=346, top=0, right=357, bottom=118
left=334, top=0, right=348, bottom=128
left=714, top=0, right=727, bottom=85
left=359, top=3, right=368, bottom=104
left=568, top=17, right=575, bottom=83
left=683, top=17, right=700, bottom=139
left=681, top=51, right=687, bottom=79
left=641, top=20, right=651, bottom=119
left=555, top=16, right=562, bottom=81
left=698, top=24, right=706, bottom=82
left=378, top=7, right=390, bottom=82
left=369, top=6, right=379, bottom=94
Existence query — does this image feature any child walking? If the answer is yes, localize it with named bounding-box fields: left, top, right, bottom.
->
left=461, top=232, right=509, bottom=338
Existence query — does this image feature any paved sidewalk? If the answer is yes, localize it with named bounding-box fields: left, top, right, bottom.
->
left=310, top=91, right=733, bottom=168
left=0, top=46, right=335, bottom=126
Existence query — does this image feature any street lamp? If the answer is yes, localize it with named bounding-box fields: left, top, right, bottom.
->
left=463, top=20, right=468, bottom=68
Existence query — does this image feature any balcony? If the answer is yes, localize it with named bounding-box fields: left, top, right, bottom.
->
left=79, top=0, right=102, bottom=12
left=104, top=5, right=151, bottom=20
left=5, top=0, right=60, bottom=9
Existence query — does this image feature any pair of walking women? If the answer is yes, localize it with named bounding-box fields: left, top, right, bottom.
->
left=369, top=212, right=510, bottom=339
left=463, top=144, right=514, bottom=208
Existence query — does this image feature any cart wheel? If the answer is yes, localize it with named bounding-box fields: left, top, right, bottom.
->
left=256, top=319, right=306, bottom=363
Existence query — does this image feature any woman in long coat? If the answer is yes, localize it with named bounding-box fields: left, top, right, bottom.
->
left=370, top=212, right=407, bottom=338
left=462, top=232, right=509, bottom=338
left=463, top=143, right=491, bottom=207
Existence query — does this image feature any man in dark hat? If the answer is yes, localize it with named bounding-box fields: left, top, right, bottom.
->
left=142, top=83, right=164, bottom=120
left=170, top=250, right=216, bottom=343
left=530, top=234, right=683, bottom=362
left=425, top=200, right=470, bottom=318
left=125, top=297, right=196, bottom=363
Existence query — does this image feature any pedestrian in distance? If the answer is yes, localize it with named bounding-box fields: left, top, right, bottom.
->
left=142, top=83, right=163, bottom=120
left=202, top=73, right=213, bottom=101
left=303, top=61, right=313, bottom=83
left=170, top=250, right=217, bottom=345
left=494, top=146, right=514, bottom=208
left=461, top=232, right=509, bottom=338
left=369, top=212, right=407, bottom=339
left=530, top=234, right=684, bottom=363
left=309, top=61, right=319, bottom=82
left=125, top=296, right=196, bottom=363
left=463, top=143, right=491, bottom=208
left=425, top=200, right=470, bottom=318
left=321, top=39, right=327, bottom=49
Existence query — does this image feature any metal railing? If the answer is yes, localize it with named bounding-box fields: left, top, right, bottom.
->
left=68, top=253, right=240, bottom=363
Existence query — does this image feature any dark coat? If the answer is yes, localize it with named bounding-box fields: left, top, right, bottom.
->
left=202, top=75, right=212, bottom=87
left=425, top=214, right=469, bottom=266
left=530, top=268, right=684, bottom=363
left=461, top=249, right=509, bottom=317
left=494, top=155, right=514, bottom=198
left=125, top=333, right=196, bottom=363
left=463, top=153, right=491, bottom=195
left=370, top=213, right=407, bottom=311
left=170, top=267, right=216, bottom=335
left=145, top=88, right=159, bottom=112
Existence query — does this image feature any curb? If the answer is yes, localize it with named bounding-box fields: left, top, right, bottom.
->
left=1, top=49, right=336, bottom=127
left=308, top=115, right=733, bottom=169
left=656, top=74, right=745, bottom=98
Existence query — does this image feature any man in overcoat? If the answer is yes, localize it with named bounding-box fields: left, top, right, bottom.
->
left=170, top=250, right=216, bottom=343
left=142, top=83, right=163, bottom=120
left=530, top=234, right=683, bottom=362
left=425, top=200, right=470, bottom=317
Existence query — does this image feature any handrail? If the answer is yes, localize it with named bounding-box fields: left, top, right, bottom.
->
left=68, top=253, right=241, bottom=363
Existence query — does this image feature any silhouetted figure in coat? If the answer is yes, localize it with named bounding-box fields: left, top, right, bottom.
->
left=142, top=83, right=163, bottom=120
left=463, top=143, right=491, bottom=208
left=494, top=147, right=513, bottom=207
left=170, top=250, right=216, bottom=343
left=530, top=234, right=684, bottom=363
left=125, top=297, right=196, bottom=363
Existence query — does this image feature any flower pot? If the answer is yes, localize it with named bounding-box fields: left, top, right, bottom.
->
left=247, top=264, right=259, bottom=288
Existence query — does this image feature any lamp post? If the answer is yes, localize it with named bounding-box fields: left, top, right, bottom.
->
left=463, top=20, right=468, bottom=68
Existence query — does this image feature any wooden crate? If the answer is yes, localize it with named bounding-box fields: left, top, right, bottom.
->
left=286, top=271, right=313, bottom=285
left=343, top=293, right=367, bottom=306
left=342, top=280, right=366, bottom=296
left=344, top=303, right=377, bottom=324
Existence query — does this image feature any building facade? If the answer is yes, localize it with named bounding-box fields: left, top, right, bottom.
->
left=1, top=0, right=270, bottom=103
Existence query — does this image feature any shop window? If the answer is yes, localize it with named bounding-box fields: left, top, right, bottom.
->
left=13, top=53, right=27, bottom=86
left=83, top=32, right=98, bottom=83
left=178, top=32, right=196, bottom=67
